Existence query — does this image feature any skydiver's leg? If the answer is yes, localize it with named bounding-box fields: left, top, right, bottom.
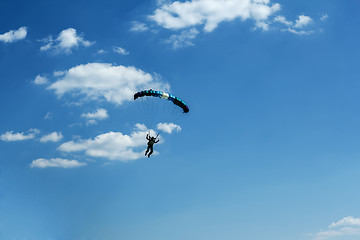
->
left=145, top=146, right=150, bottom=156
left=148, top=147, right=153, bottom=158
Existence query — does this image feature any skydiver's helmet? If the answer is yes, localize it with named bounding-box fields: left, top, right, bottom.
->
left=151, top=137, right=156, bottom=141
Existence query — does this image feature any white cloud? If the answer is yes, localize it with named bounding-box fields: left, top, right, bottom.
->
left=58, top=125, right=151, bottom=161
left=286, top=28, right=314, bottom=35
left=40, top=28, right=94, bottom=54
left=81, top=108, right=109, bottom=120
left=254, top=20, right=270, bottom=31
left=40, top=132, right=63, bottom=143
left=166, top=28, right=199, bottom=49
left=294, top=15, right=312, bottom=28
left=313, top=217, right=360, bottom=240
left=134, top=123, right=147, bottom=131
left=130, top=21, right=149, bottom=32
left=40, top=42, right=52, bottom=51
left=314, top=227, right=360, bottom=240
left=274, top=15, right=292, bottom=26
left=144, top=0, right=319, bottom=46
left=149, top=0, right=281, bottom=32
left=33, top=75, right=49, bottom=85
left=57, top=123, right=176, bottom=161
left=0, top=129, right=40, bottom=142
left=113, top=46, right=129, bottom=55
left=275, top=14, right=314, bottom=35
left=30, top=158, right=87, bottom=168
left=157, top=122, right=181, bottom=134
left=81, top=108, right=109, bottom=125
left=329, top=217, right=360, bottom=228
left=47, top=63, right=169, bottom=105
left=0, top=27, right=27, bottom=43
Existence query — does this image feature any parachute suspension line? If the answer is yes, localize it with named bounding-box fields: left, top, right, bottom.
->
left=146, top=96, right=154, bottom=129
left=152, top=98, right=160, bottom=128
left=135, top=97, right=149, bottom=132
left=146, top=97, right=151, bottom=127
left=133, top=89, right=189, bottom=135
left=139, top=97, right=149, bottom=126
left=147, top=129, right=160, bottom=140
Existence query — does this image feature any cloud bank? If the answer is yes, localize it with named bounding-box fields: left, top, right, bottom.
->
left=30, top=158, right=86, bottom=168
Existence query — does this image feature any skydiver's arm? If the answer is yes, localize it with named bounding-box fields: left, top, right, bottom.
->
left=155, top=139, right=159, bottom=143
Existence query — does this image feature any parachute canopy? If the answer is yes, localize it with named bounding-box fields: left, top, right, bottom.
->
left=134, top=89, right=189, bottom=113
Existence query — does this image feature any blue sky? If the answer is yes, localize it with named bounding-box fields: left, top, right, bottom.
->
left=1, top=0, right=360, bottom=239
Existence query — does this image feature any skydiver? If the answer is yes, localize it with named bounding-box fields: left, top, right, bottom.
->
left=145, top=133, right=159, bottom=158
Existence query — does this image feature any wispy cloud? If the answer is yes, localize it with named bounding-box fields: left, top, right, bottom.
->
left=130, top=21, right=149, bottom=32
left=30, top=158, right=87, bottom=168
left=320, top=13, right=328, bottom=21
left=81, top=108, right=109, bottom=125
left=47, top=62, right=169, bottom=105
left=33, top=75, right=49, bottom=85
left=275, top=14, right=315, bottom=35
left=0, top=27, right=27, bottom=43
left=53, top=71, right=66, bottom=77
left=96, top=49, right=107, bottom=54
left=166, top=28, right=199, bottom=49
left=286, top=28, right=314, bottom=35
left=139, top=0, right=320, bottom=48
left=40, top=28, right=94, bottom=54
left=294, top=15, right=312, bottom=28
left=113, top=46, right=129, bottom=55
left=274, top=15, right=292, bottom=26
left=44, top=112, right=53, bottom=120
left=312, top=217, right=360, bottom=240
left=40, top=132, right=63, bottom=143
left=0, top=129, right=40, bottom=142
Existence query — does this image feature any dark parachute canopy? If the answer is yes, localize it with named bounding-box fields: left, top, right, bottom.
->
left=134, top=89, right=189, bottom=113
